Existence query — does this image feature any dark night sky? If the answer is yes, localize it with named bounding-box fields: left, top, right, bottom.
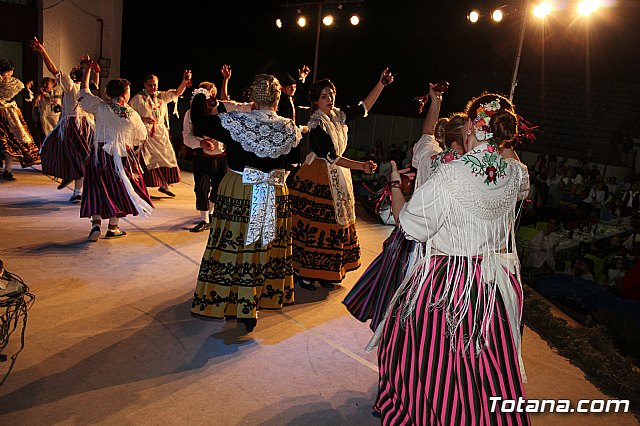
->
left=121, top=0, right=640, bottom=117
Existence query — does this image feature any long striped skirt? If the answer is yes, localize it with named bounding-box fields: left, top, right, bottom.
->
left=142, top=163, right=181, bottom=188
left=0, top=103, right=40, bottom=167
left=80, top=145, right=153, bottom=219
left=343, top=226, right=415, bottom=331
left=191, top=171, right=294, bottom=320
left=377, top=255, right=530, bottom=426
left=40, top=116, right=92, bottom=180
left=289, top=159, right=360, bottom=283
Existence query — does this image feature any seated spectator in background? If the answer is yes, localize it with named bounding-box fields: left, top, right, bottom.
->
left=603, top=255, right=626, bottom=292
left=621, top=183, right=639, bottom=218
left=583, top=181, right=607, bottom=217
left=546, top=169, right=562, bottom=207
left=561, top=169, right=572, bottom=185
left=566, top=257, right=595, bottom=281
left=606, top=176, right=618, bottom=196
left=589, top=164, right=601, bottom=183
left=526, top=216, right=561, bottom=271
left=377, top=153, right=392, bottom=182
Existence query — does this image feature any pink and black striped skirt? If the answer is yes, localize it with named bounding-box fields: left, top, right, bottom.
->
left=376, top=255, right=530, bottom=426
left=40, top=116, right=92, bottom=180
left=343, top=227, right=415, bottom=331
left=80, top=145, right=153, bottom=219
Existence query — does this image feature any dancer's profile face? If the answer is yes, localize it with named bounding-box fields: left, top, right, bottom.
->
left=1, top=69, right=13, bottom=79
left=316, top=86, right=334, bottom=114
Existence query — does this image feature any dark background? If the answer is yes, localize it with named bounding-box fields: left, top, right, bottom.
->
left=121, top=0, right=640, bottom=117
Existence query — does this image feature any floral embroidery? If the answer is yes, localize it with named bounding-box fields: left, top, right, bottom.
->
left=461, top=142, right=507, bottom=185
left=430, top=148, right=460, bottom=172
left=108, top=98, right=134, bottom=119
left=473, top=98, right=501, bottom=141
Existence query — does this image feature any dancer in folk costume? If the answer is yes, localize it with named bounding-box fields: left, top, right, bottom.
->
left=0, top=59, right=40, bottom=181
left=189, top=74, right=302, bottom=332
left=32, top=76, right=62, bottom=142
left=343, top=84, right=463, bottom=331
left=77, top=61, right=153, bottom=241
left=182, top=66, right=253, bottom=233
left=31, top=38, right=97, bottom=202
left=130, top=70, right=191, bottom=197
left=373, top=93, right=530, bottom=425
left=288, top=68, right=393, bottom=290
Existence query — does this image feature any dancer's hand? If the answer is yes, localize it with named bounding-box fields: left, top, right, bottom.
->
left=200, top=138, right=215, bottom=151
left=25, top=81, right=34, bottom=90
left=363, top=160, right=377, bottom=174
left=142, top=117, right=157, bottom=124
left=380, top=68, right=394, bottom=86
left=429, top=83, right=443, bottom=102
left=221, top=64, right=231, bottom=79
left=390, top=161, right=401, bottom=183
left=29, top=37, right=44, bottom=53
left=298, top=65, right=310, bottom=81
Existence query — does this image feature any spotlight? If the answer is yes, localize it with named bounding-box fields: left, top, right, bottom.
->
left=492, top=9, right=503, bottom=22
left=323, top=14, right=334, bottom=26
left=275, top=18, right=283, bottom=28
left=578, top=0, right=600, bottom=16
left=297, top=16, right=307, bottom=27
left=533, top=2, right=552, bottom=18
left=350, top=14, right=360, bottom=25
left=468, top=10, right=480, bottom=23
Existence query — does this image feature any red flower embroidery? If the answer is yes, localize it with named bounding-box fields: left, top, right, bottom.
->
left=431, top=154, right=438, bottom=160
left=443, top=151, right=455, bottom=162
left=486, top=166, right=497, bottom=182
left=486, top=144, right=496, bottom=153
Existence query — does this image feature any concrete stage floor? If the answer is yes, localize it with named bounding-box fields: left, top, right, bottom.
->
left=0, top=167, right=636, bottom=425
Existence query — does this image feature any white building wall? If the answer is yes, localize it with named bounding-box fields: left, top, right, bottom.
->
left=41, top=0, right=122, bottom=83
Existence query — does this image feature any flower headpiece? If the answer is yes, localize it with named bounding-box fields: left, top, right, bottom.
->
left=473, top=98, right=501, bottom=141
left=192, top=87, right=212, bottom=100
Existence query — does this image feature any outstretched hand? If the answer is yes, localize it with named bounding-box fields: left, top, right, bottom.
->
left=429, top=83, right=443, bottom=102
left=298, top=64, right=311, bottom=80
left=221, top=64, right=231, bottom=79
left=28, top=37, right=44, bottom=53
left=380, top=68, right=394, bottom=86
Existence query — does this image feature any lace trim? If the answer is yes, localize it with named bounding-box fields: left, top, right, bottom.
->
left=0, top=77, right=24, bottom=101
left=219, top=110, right=301, bottom=158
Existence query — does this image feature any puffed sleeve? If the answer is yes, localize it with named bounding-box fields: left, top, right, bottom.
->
left=342, top=102, right=367, bottom=121
left=181, top=109, right=202, bottom=150
left=57, top=72, right=74, bottom=93
left=412, top=133, right=441, bottom=169
left=77, top=88, right=102, bottom=115
left=160, top=89, right=179, bottom=104
left=398, top=178, right=447, bottom=242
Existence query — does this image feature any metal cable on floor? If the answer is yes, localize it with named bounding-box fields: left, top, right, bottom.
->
left=0, top=269, right=35, bottom=386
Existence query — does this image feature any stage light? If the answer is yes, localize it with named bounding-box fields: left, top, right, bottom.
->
left=468, top=10, right=480, bottom=23
left=492, top=9, right=503, bottom=22
left=578, top=0, right=600, bottom=16
left=323, top=14, right=334, bottom=26
left=275, top=18, right=283, bottom=28
left=350, top=14, right=360, bottom=25
left=533, top=2, right=552, bottom=18
left=297, top=16, right=307, bottom=27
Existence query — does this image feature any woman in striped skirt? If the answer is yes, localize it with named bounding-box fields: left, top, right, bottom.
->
left=31, top=38, right=96, bottom=203
left=373, top=93, right=530, bottom=425
left=343, top=84, right=464, bottom=331
left=77, top=62, right=153, bottom=241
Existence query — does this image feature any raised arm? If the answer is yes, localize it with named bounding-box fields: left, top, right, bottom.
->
left=422, top=84, right=443, bottom=136
left=174, top=69, right=192, bottom=97
left=361, top=68, right=394, bottom=113
left=29, top=37, right=60, bottom=75
left=220, top=64, right=231, bottom=101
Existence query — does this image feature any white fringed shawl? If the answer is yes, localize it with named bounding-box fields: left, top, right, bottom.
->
left=368, top=145, right=530, bottom=380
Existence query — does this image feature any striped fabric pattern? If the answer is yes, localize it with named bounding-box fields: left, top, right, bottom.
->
left=40, top=116, right=92, bottom=180
left=376, top=255, right=530, bottom=426
left=142, top=165, right=181, bottom=188
left=80, top=145, right=153, bottom=218
left=343, top=227, right=415, bottom=331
